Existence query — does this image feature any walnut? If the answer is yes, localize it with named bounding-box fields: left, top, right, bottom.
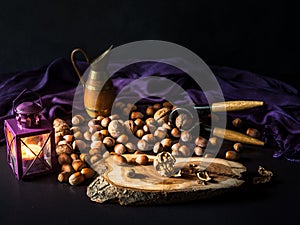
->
left=175, top=113, right=193, bottom=130
left=153, top=151, right=176, bottom=177
left=108, top=120, right=124, bottom=138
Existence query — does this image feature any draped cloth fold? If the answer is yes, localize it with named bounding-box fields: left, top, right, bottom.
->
left=1, top=57, right=300, bottom=162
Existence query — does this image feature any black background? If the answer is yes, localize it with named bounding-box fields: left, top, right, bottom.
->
left=1, top=1, right=300, bottom=225
left=1, top=0, right=300, bottom=89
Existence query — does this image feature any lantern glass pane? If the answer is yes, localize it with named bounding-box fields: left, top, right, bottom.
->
left=20, top=133, right=52, bottom=176
left=5, top=126, right=17, bottom=171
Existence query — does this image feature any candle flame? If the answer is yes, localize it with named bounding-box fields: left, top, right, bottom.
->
left=21, top=144, right=41, bottom=160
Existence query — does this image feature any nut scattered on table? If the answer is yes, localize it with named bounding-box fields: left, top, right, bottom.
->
left=53, top=100, right=264, bottom=184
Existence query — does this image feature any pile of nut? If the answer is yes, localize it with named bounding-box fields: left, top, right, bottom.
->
left=53, top=118, right=96, bottom=186
left=53, top=101, right=263, bottom=184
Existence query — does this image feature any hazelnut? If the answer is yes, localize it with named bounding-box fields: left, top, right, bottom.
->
left=116, top=134, right=129, bottom=144
left=179, top=145, right=191, bottom=157
left=194, top=136, right=208, bottom=147
left=70, top=126, right=80, bottom=133
left=101, top=117, right=111, bottom=128
left=127, top=103, right=137, bottom=111
left=90, top=141, right=105, bottom=150
left=103, top=137, right=116, bottom=148
left=204, top=153, right=214, bottom=158
left=134, top=150, right=144, bottom=154
left=61, top=164, right=74, bottom=173
left=102, top=151, right=110, bottom=159
left=180, top=131, right=192, bottom=142
left=96, top=115, right=105, bottom=122
left=114, top=144, right=127, bottom=155
left=83, top=131, right=92, bottom=141
left=171, top=150, right=181, bottom=157
left=72, top=159, right=86, bottom=171
left=154, top=127, right=167, bottom=140
left=153, top=103, right=162, bottom=110
left=72, top=140, right=87, bottom=151
left=131, top=111, right=144, bottom=120
left=109, top=114, right=120, bottom=120
left=108, top=120, right=124, bottom=138
left=69, top=172, right=85, bottom=186
left=146, top=106, right=155, bottom=117
left=63, top=134, right=73, bottom=143
left=171, top=127, right=181, bottom=138
left=134, top=118, right=145, bottom=129
left=208, top=137, right=218, bottom=146
left=135, top=129, right=144, bottom=138
left=232, top=118, right=243, bottom=128
left=123, top=107, right=132, bottom=116
left=153, top=142, right=164, bottom=154
left=246, top=128, right=261, bottom=138
left=163, top=101, right=173, bottom=108
left=81, top=167, right=96, bottom=179
left=225, top=150, right=239, bottom=160
left=113, top=154, right=127, bottom=165
left=233, top=143, right=243, bottom=152
left=70, top=153, right=79, bottom=161
left=161, top=138, right=172, bottom=148
left=57, top=140, right=68, bottom=146
left=125, top=142, right=136, bottom=153
left=89, top=125, right=102, bottom=133
left=88, top=118, right=101, bottom=127
left=57, top=153, right=72, bottom=165
left=194, top=146, right=204, bottom=156
left=89, top=148, right=101, bottom=156
left=73, top=131, right=83, bottom=139
left=79, top=153, right=90, bottom=163
left=162, top=123, right=172, bottom=130
left=137, top=139, right=149, bottom=151
left=91, top=131, right=104, bottom=142
left=100, top=129, right=109, bottom=137
left=171, top=143, right=181, bottom=151
left=135, top=154, right=149, bottom=165
left=71, top=114, right=85, bottom=125
left=57, top=171, right=71, bottom=183
left=145, top=117, right=156, bottom=125
left=142, top=134, right=156, bottom=144
left=143, top=124, right=150, bottom=133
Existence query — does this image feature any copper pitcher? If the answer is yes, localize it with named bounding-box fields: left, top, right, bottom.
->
left=71, top=46, right=116, bottom=118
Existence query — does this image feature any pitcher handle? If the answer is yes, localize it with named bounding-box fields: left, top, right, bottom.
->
left=70, top=48, right=91, bottom=87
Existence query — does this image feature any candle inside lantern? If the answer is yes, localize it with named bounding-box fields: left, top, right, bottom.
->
left=21, top=144, right=42, bottom=160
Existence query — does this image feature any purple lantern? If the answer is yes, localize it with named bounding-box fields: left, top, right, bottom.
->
left=4, top=89, right=56, bottom=180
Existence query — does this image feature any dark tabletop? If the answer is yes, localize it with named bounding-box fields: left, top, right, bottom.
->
left=1, top=143, right=300, bottom=225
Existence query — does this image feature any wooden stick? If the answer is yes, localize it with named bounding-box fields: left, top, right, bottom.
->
left=212, top=127, right=265, bottom=146
left=211, top=101, right=264, bottom=112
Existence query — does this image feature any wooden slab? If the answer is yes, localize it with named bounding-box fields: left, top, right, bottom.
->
left=86, top=154, right=246, bottom=205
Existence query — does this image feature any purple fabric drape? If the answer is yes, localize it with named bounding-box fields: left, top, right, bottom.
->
left=1, top=57, right=300, bottom=162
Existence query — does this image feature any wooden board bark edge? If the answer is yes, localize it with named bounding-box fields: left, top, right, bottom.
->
left=87, top=155, right=247, bottom=205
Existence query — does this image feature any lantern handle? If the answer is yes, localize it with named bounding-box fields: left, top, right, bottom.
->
left=13, top=89, right=43, bottom=113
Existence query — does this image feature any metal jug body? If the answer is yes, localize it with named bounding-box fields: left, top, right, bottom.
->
left=71, top=46, right=115, bottom=118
